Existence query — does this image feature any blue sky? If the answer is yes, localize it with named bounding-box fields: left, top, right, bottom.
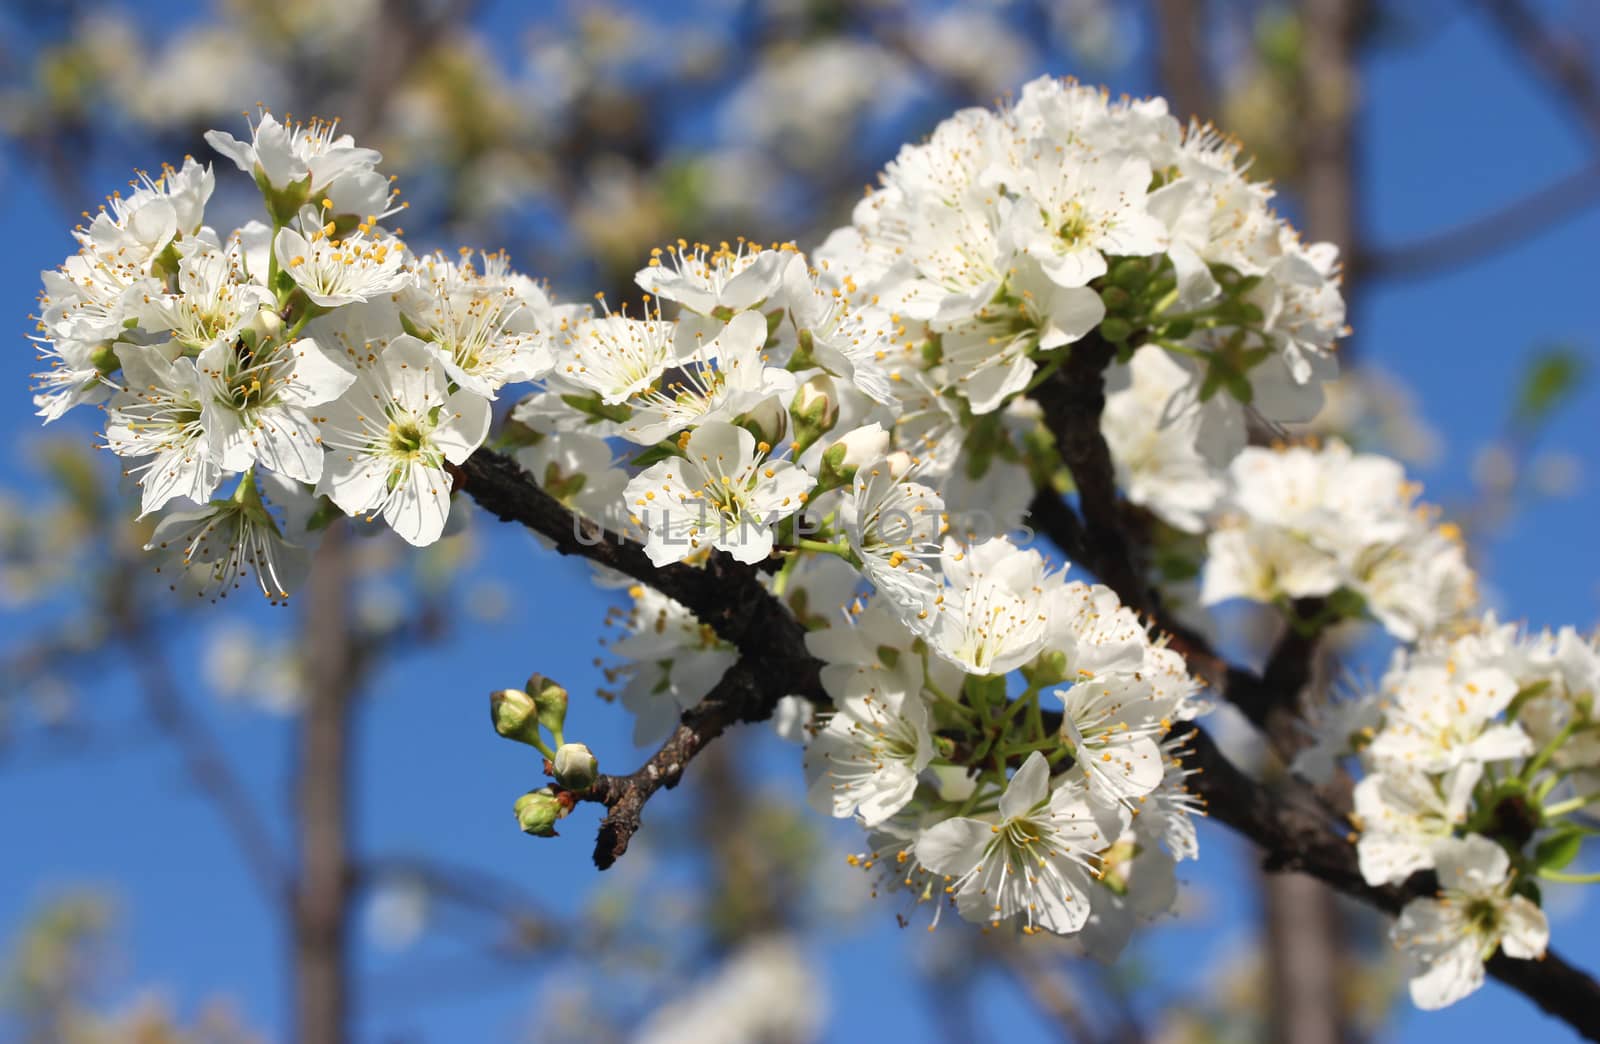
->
left=2, top=5, right=1599, bottom=1042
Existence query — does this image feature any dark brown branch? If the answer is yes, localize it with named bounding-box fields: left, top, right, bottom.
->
left=577, top=660, right=782, bottom=868
left=1482, top=0, right=1600, bottom=139
left=459, top=449, right=821, bottom=867
left=463, top=438, right=1600, bottom=1037
left=459, top=449, right=814, bottom=674
left=1030, top=335, right=1149, bottom=613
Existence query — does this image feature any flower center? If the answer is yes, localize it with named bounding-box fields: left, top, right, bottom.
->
left=388, top=418, right=427, bottom=456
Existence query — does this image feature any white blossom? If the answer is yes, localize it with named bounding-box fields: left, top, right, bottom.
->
left=316, top=335, right=490, bottom=546
left=1394, top=834, right=1548, bottom=1010
left=624, top=421, right=814, bottom=567
left=915, top=752, right=1103, bottom=934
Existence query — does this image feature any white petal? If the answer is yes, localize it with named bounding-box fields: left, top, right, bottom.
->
left=1000, top=751, right=1051, bottom=820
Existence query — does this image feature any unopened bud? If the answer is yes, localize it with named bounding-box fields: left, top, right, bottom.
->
left=1024, top=650, right=1069, bottom=687
left=525, top=674, right=569, bottom=743
left=790, top=375, right=840, bottom=457
left=251, top=308, right=285, bottom=340
left=736, top=395, right=789, bottom=449
left=552, top=742, right=599, bottom=791
left=819, top=422, right=891, bottom=490
left=491, top=688, right=542, bottom=746
left=831, top=423, right=891, bottom=471
left=881, top=450, right=916, bottom=479
left=514, top=786, right=566, bottom=837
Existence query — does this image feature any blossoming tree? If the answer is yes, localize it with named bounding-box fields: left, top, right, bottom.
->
left=26, top=72, right=1600, bottom=1041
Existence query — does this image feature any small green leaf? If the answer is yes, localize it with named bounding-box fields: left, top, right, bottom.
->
left=1536, top=829, right=1586, bottom=872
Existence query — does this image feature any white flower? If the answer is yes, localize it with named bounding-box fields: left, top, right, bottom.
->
left=78, top=159, right=214, bottom=268
left=635, top=240, right=793, bottom=316
left=936, top=260, right=1105, bottom=414
left=1100, top=346, right=1226, bottom=533
left=105, top=344, right=225, bottom=515
left=1200, top=522, right=1344, bottom=604
left=633, top=937, right=825, bottom=1044
left=785, top=260, right=904, bottom=406
left=399, top=250, right=557, bottom=398
left=1074, top=829, right=1180, bottom=961
left=1055, top=672, right=1175, bottom=810
left=1354, top=765, right=1480, bottom=886
left=1001, top=140, right=1168, bottom=289
left=1140, top=733, right=1205, bottom=862
left=1041, top=580, right=1151, bottom=681
left=805, top=664, right=934, bottom=827
left=197, top=334, right=357, bottom=485
left=919, top=538, right=1053, bottom=676
left=559, top=306, right=690, bottom=406
left=611, top=584, right=737, bottom=746
left=1366, top=662, right=1532, bottom=774
left=1352, top=523, right=1477, bottom=642
left=274, top=219, right=410, bottom=308
left=139, top=239, right=276, bottom=349
left=1229, top=441, right=1410, bottom=550
left=618, top=311, right=793, bottom=444
left=915, top=752, right=1103, bottom=934
left=623, top=421, right=815, bottom=567
left=513, top=432, right=630, bottom=533
left=842, top=457, right=944, bottom=615
left=145, top=473, right=310, bottom=604
left=1291, top=691, right=1383, bottom=785
left=31, top=337, right=112, bottom=422
left=206, top=112, right=380, bottom=196
left=1393, top=834, right=1548, bottom=1010
left=315, top=335, right=491, bottom=546
left=1199, top=440, right=1475, bottom=639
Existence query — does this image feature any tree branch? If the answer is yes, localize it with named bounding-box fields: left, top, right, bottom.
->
left=1481, top=0, right=1600, bottom=139
left=461, top=431, right=1600, bottom=1037
left=1177, top=722, right=1600, bottom=1038
left=1029, top=335, right=1149, bottom=613
left=459, top=450, right=813, bottom=674
left=1362, top=161, right=1600, bottom=278
left=1364, top=0, right=1600, bottom=279
left=577, top=660, right=778, bottom=868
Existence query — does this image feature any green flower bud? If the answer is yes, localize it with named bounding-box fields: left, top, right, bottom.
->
left=514, top=787, right=566, bottom=837
left=1024, top=650, right=1069, bottom=687
left=1099, top=317, right=1133, bottom=343
left=552, top=742, right=600, bottom=792
left=90, top=343, right=122, bottom=375
left=1099, top=286, right=1132, bottom=313
left=525, top=674, right=569, bottom=745
left=1109, top=257, right=1149, bottom=290
left=491, top=688, right=544, bottom=747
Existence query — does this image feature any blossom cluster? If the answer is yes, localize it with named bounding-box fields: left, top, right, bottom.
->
left=1295, top=616, right=1600, bottom=1007
left=32, top=113, right=563, bottom=600
left=1199, top=439, right=1476, bottom=641
left=32, top=81, right=1573, bottom=1002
